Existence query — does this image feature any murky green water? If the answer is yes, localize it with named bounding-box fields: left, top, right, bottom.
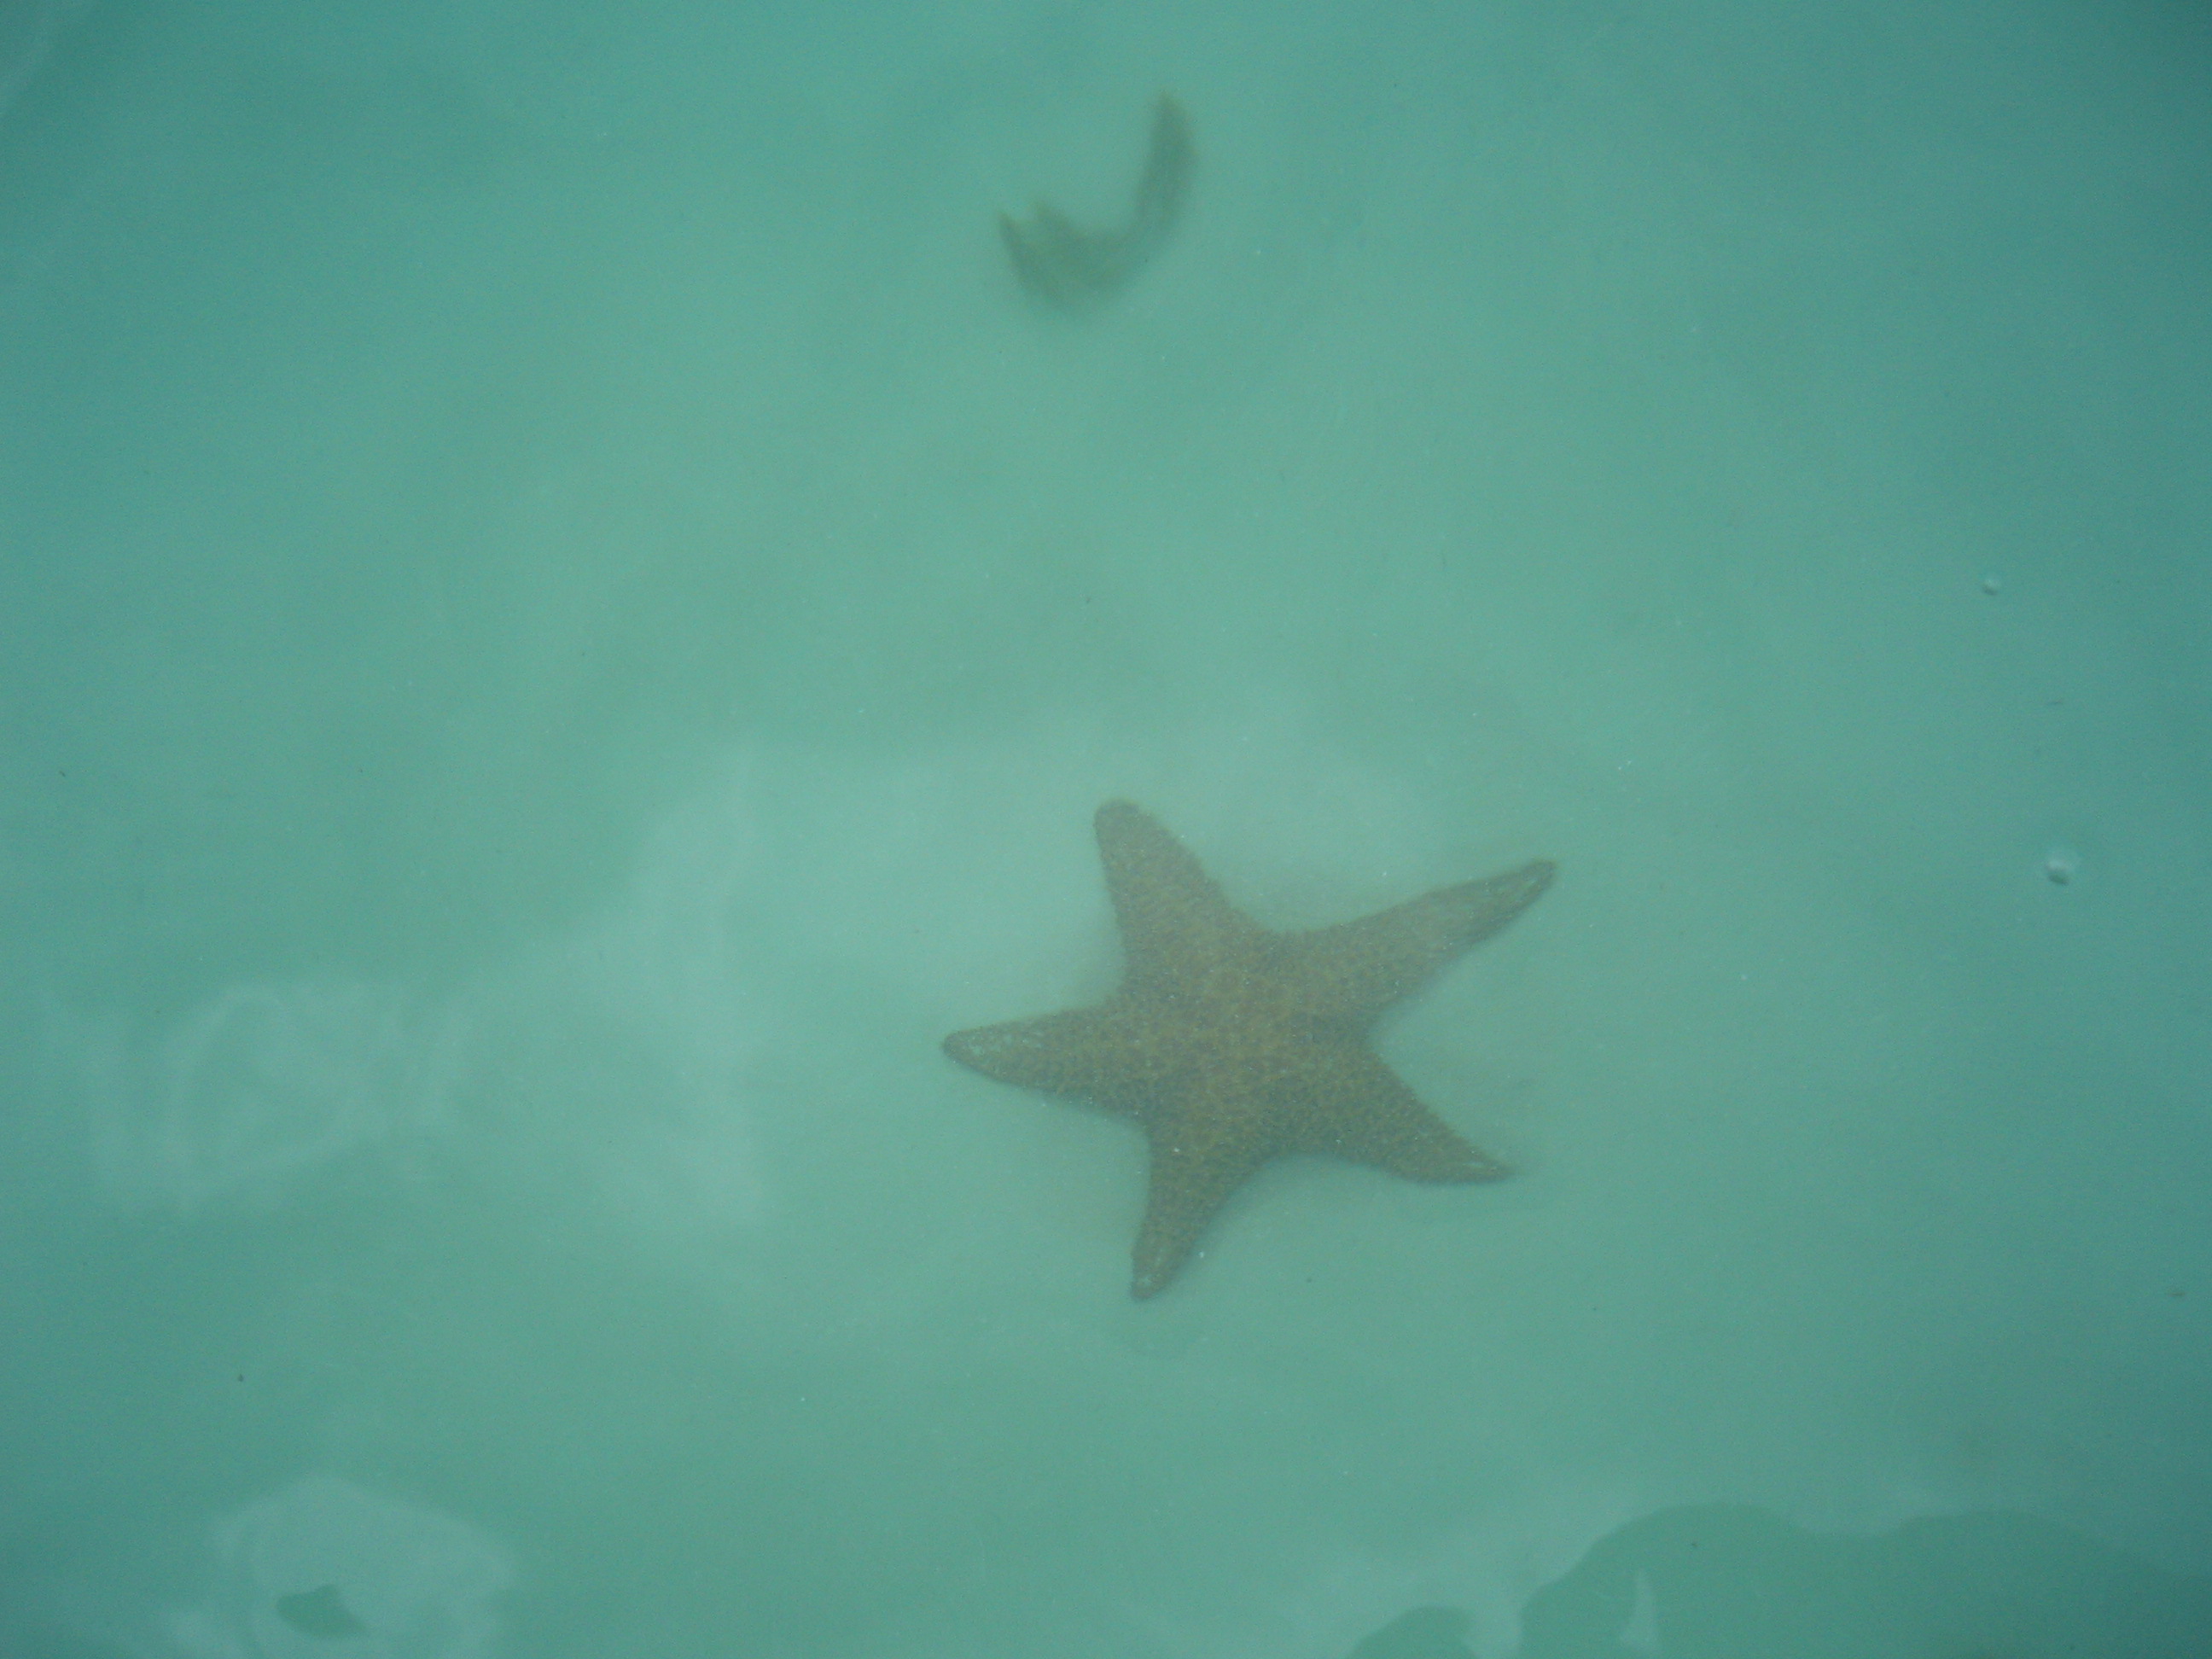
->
left=4, top=2, right=2209, bottom=1655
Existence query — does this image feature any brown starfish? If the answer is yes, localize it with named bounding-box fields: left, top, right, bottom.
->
left=944, top=801, right=1555, bottom=1297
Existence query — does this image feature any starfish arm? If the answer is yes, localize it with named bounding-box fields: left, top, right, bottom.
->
left=1276, top=859, right=1555, bottom=1024
left=1126, top=93, right=1195, bottom=247
left=943, top=1003, right=1170, bottom=1109
left=1289, top=1045, right=1509, bottom=1183
left=1095, top=800, right=1263, bottom=997
left=1131, top=1111, right=1273, bottom=1298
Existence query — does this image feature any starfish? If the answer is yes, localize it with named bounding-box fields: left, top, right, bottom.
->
left=998, top=93, right=1195, bottom=312
left=945, top=801, right=1555, bottom=1297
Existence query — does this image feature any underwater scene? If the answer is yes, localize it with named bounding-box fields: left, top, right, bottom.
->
left=2, top=0, right=2209, bottom=1655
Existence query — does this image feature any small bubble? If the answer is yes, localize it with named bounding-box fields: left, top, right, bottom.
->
left=1980, top=573, right=2004, bottom=596
left=2042, top=845, right=2079, bottom=886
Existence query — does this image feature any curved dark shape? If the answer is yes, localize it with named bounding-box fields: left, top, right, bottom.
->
left=998, top=93, right=1195, bottom=312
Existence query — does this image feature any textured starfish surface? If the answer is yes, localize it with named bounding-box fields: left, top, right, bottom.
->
left=945, top=800, right=1555, bottom=1297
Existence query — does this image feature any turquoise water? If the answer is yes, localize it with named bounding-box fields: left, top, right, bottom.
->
left=4, top=1, right=2209, bottom=1655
